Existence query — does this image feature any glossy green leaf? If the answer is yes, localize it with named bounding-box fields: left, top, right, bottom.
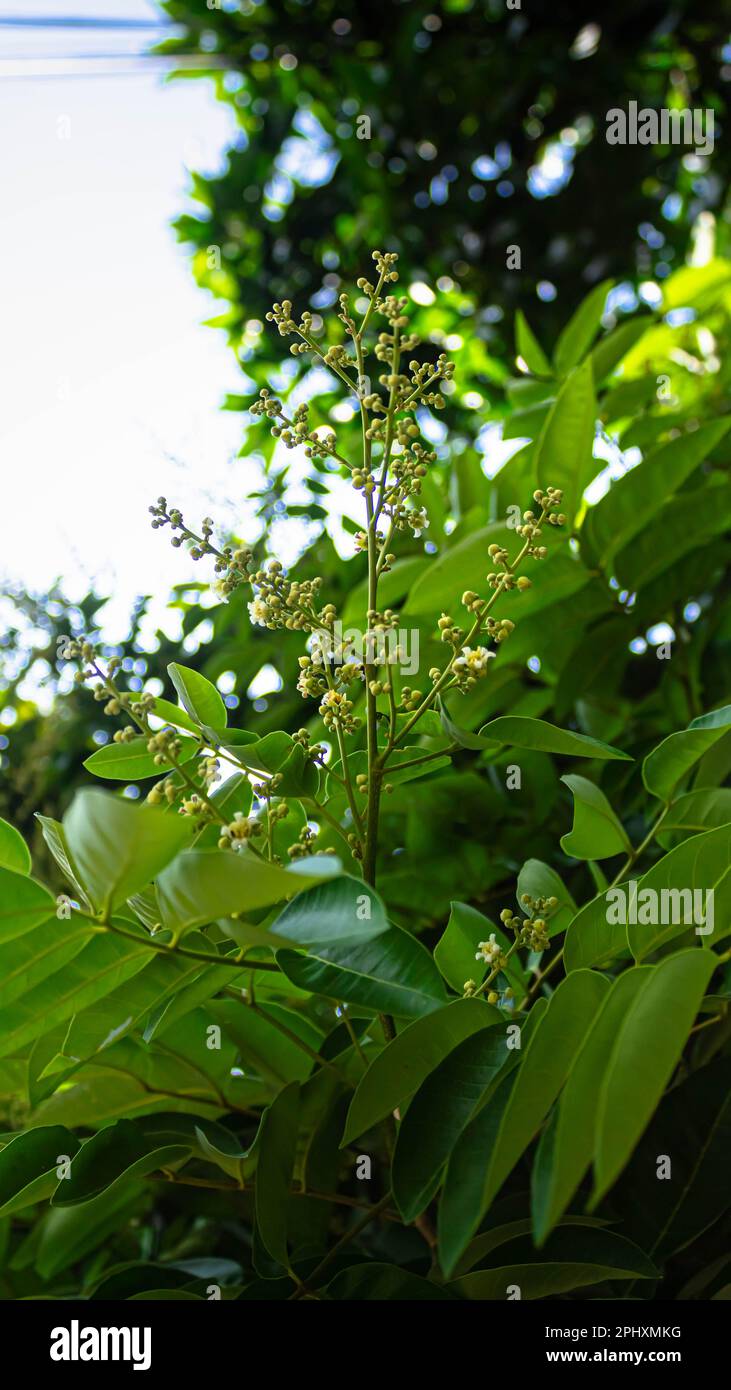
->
left=83, top=734, right=199, bottom=781
left=643, top=705, right=731, bottom=802
left=592, top=948, right=716, bottom=1204
left=276, top=925, right=447, bottom=1020
left=560, top=773, right=631, bottom=860
left=268, top=875, right=388, bottom=947
left=342, top=998, right=500, bottom=1146
left=63, top=789, right=192, bottom=913
left=168, top=661, right=228, bottom=729
left=0, top=817, right=31, bottom=875
left=439, top=969, right=609, bottom=1275
left=477, top=714, right=630, bottom=761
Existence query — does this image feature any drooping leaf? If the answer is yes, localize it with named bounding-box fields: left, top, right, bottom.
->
left=439, top=969, right=609, bottom=1274
left=392, top=1023, right=517, bottom=1223
left=592, top=948, right=716, bottom=1204
left=531, top=966, right=651, bottom=1244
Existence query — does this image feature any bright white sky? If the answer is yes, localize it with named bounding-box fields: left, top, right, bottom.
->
left=0, top=0, right=246, bottom=640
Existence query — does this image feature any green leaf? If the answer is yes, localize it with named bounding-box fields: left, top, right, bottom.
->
left=588, top=315, right=652, bottom=385
left=0, top=1127, right=79, bottom=1219
left=477, top=715, right=630, bottom=761
left=0, top=817, right=31, bottom=875
left=0, top=928, right=151, bottom=1059
left=0, top=918, right=89, bottom=1008
left=534, top=358, right=597, bottom=523
left=625, top=823, right=731, bottom=961
left=277, top=925, right=447, bottom=1020
left=208, top=999, right=321, bottom=1087
left=63, top=789, right=193, bottom=913
left=35, top=1182, right=145, bottom=1280
left=592, top=948, right=717, bottom=1204
left=554, top=279, right=613, bottom=375
left=560, top=773, right=631, bottom=860
left=342, top=998, right=500, bottom=1146
left=643, top=705, right=731, bottom=803
left=439, top=969, right=609, bottom=1275
left=582, top=420, right=731, bottom=570
left=657, top=788, right=731, bottom=848
left=84, top=734, right=199, bottom=781
left=434, top=901, right=489, bottom=992
left=393, top=1024, right=520, bottom=1223
left=515, top=860, right=577, bottom=937
left=531, top=966, right=650, bottom=1244
left=255, top=1082, right=300, bottom=1267
left=515, top=310, right=552, bottom=376
left=156, top=848, right=340, bottom=936
left=0, top=867, right=55, bottom=944
left=168, top=662, right=227, bottom=729
left=35, top=815, right=92, bottom=908
left=450, top=1227, right=657, bottom=1300
left=52, top=1119, right=190, bottom=1206
left=268, top=875, right=389, bottom=948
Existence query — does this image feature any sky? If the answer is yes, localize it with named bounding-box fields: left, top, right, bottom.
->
left=0, top=0, right=245, bottom=640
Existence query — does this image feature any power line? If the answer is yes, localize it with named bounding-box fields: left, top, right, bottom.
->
left=0, top=16, right=166, bottom=27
